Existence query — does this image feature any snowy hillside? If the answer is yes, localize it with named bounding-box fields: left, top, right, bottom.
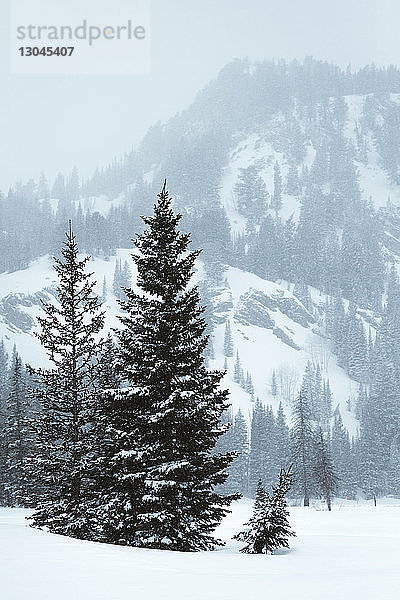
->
left=0, top=251, right=359, bottom=433
left=220, top=93, right=400, bottom=240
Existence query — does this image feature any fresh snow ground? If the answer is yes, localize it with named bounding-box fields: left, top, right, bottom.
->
left=1, top=500, right=399, bottom=600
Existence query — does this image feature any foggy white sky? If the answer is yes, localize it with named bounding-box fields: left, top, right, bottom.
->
left=0, top=0, right=398, bottom=190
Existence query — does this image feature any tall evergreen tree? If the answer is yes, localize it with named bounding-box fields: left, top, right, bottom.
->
left=234, top=164, right=268, bottom=221
left=0, top=340, right=9, bottom=504
left=270, top=370, right=278, bottom=398
left=233, top=350, right=244, bottom=385
left=272, top=161, right=283, bottom=214
left=313, top=428, right=338, bottom=511
left=101, top=276, right=107, bottom=302
left=112, top=259, right=122, bottom=299
left=92, top=182, right=238, bottom=551
left=331, top=411, right=354, bottom=498
left=274, top=402, right=290, bottom=472
left=30, top=224, right=105, bottom=537
left=225, top=409, right=249, bottom=495
left=223, top=320, right=234, bottom=357
left=249, top=399, right=267, bottom=494
left=291, top=391, right=315, bottom=506
left=321, top=379, right=333, bottom=431
left=3, top=354, right=34, bottom=506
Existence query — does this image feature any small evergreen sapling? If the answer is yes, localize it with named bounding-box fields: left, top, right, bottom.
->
left=234, top=466, right=295, bottom=554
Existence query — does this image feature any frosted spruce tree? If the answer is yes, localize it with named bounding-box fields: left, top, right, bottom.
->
left=227, top=409, right=249, bottom=496
left=313, top=428, right=338, bottom=511
left=30, top=224, right=105, bottom=537
left=234, top=479, right=267, bottom=553
left=0, top=340, right=9, bottom=504
left=234, top=467, right=295, bottom=554
left=272, top=161, right=282, bottom=214
left=291, top=391, right=315, bottom=506
left=270, top=369, right=278, bottom=398
left=330, top=411, right=354, bottom=498
left=94, top=181, right=238, bottom=551
left=274, top=402, right=290, bottom=472
left=2, top=354, right=35, bottom=507
left=223, top=319, right=234, bottom=357
left=249, top=399, right=267, bottom=494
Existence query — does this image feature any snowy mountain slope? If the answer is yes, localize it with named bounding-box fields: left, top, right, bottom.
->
left=209, top=267, right=358, bottom=433
left=220, top=94, right=400, bottom=239
left=46, top=193, right=126, bottom=218
left=0, top=252, right=359, bottom=434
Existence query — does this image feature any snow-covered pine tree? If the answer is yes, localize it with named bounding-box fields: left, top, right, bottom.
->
left=3, top=353, right=35, bottom=507
left=0, top=340, right=9, bottom=505
left=234, top=478, right=267, bottom=553
left=270, top=369, right=278, bottom=398
left=272, top=161, right=283, bottom=214
left=274, top=402, right=290, bottom=474
left=82, top=333, right=121, bottom=537
left=101, top=276, right=107, bottom=302
left=263, top=406, right=278, bottom=489
left=234, top=466, right=295, bottom=554
left=262, top=465, right=295, bottom=553
left=291, top=391, right=315, bottom=506
left=359, top=317, right=399, bottom=496
left=293, top=280, right=313, bottom=313
left=314, top=364, right=323, bottom=420
left=0, top=340, right=8, bottom=399
left=313, top=428, right=338, bottom=511
left=234, top=164, right=268, bottom=221
left=94, top=181, right=238, bottom=551
left=0, top=341, right=8, bottom=411
left=223, top=319, right=234, bottom=357
left=96, top=334, right=120, bottom=391
left=331, top=411, right=354, bottom=498
left=286, top=162, right=300, bottom=196
left=244, top=371, right=255, bottom=398
left=121, top=260, right=132, bottom=290
left=233, top=350, right=244, bottom=384
left=321, top=379, right=333, bottom=431
left=227, top=409, right=249, bottom=495
left=30, top=223, right=105, bottom=538
left=112, top=258, right=122, bottom=299
left=249, top=398, right=267, bottom=494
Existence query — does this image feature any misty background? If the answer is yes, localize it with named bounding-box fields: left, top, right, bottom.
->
left=0, top=0, right=397, bottom=190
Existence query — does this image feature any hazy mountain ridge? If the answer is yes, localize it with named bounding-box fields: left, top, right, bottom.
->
left=3, top=57, right=400, bottom=445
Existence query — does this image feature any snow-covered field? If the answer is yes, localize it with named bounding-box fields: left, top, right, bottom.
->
left=1, top=499, right=399, bottom=600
